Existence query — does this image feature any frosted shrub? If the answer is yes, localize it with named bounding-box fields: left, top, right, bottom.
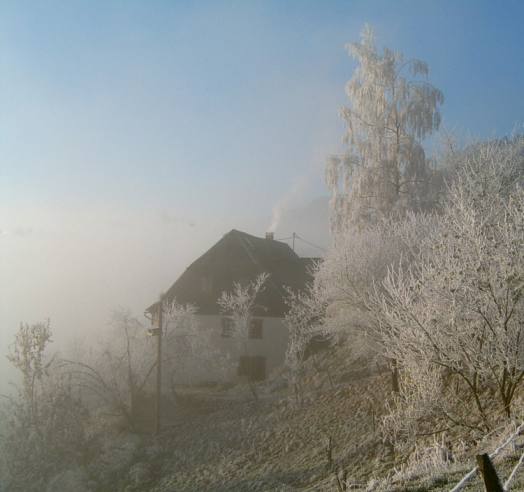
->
left=380, top=360, right=444, bottom=449
left=218, top=273, right=269, bottom=400
left=391, top=438, right=459, bottom=484
left=284, top=270, right=329, bottom=402
left=0, top=322, right=94, bottom=492
left=314, top=213, right=438, bottom=377
left=60, top=310, right=158, bottom=431
left=374, top=138, right=524, bottom=435
left=163, top=299, right=230, bottom=387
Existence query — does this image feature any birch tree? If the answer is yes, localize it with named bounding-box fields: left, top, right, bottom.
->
left=326, top=24, right=443, bottom=231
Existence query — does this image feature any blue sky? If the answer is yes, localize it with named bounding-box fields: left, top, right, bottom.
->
left=2, top=0, right=523, bottom=215
left=1, top=0, right=523, bottom=380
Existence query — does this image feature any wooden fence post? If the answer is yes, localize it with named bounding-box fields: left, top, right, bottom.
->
left=476, top=453, right=504, bottom=492
left=325, top=435, right=334, bottom=471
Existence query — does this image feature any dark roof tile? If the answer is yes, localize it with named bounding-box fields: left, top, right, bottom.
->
left=147, top=229, right=315, bottom=317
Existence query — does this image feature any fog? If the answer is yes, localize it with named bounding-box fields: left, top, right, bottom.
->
left=0, top=196, right=329, bottom=390
left=0, top=1, right=340, bottom=389
left=1, top=1, right=524, bottom=491
left=2, top=1, right=521, bottom=380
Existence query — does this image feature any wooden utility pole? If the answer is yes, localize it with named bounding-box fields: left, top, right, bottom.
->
left=292, top=232, right=296, bottom=251
left=155, top=298, right=163, bottom=434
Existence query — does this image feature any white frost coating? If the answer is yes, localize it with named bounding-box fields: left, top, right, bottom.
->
left=326, top=24, right=443, bottom=231
left=373, top=138, right=524, bottom=432
left=217, top=273, right=269, bottom=397
left=449, top=421, right=524, bottom=492
left=163, top=300, right=229, bottom=385
left=504, top=450, right=524, bottom=490
left=218, top=273, right=269, bottom=358
left=283, top=265, right=329, bottom=400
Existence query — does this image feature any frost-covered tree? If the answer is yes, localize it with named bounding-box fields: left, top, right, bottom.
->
left=6, top=321, right=53, bottom=418
left=284, top=275, right=329, bottom=403
left=314, top=212, right=437, bottom=389
left=217, top=273, right=269, bottom=349
left=1, top=322, right=93, bottom=492
left=326, top=24, right=443, bottom=230
left=64, top=302, right=227, bottom=429
left=162, top=299, right=229, bottom=388
left=59, top=309, right=159, bottom=431
left=373, top=138, right=524, bottom=434
left=218, top=273, right=269, bottom=399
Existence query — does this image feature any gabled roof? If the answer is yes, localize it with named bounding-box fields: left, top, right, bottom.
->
left=148, top=229, right=315, bottom=317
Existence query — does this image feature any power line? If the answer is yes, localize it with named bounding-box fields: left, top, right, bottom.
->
left=294, top=234, right=327, bottom=253
left=276, top=232, right=327, bottom=253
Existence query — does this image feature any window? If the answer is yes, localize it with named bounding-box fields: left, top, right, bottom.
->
left=238, top=356, right=266, bottom=381
left=221, top=317, right=234, bottom=338
left=248, top=318, right=263, bottom=339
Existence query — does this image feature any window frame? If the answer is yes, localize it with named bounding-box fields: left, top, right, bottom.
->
left=248, top=318, right=264, bottom=339
left=221, top=317, right=235, bottom=338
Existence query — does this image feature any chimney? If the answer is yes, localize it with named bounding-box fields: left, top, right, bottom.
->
left=265, top=232, right=274, bottom=240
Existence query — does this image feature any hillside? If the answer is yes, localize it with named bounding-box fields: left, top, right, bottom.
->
left=48, top=347, right=524, bottom=492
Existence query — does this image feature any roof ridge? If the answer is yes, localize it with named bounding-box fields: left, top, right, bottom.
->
left=147, top=228, right=312, bottom=315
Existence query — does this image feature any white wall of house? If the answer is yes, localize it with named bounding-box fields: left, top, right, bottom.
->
left=163, top=314, right=288, bottom=384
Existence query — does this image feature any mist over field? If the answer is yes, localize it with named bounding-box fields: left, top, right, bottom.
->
left=0, top=199, right=329, bottom=390
left=1, top=1, right=524, bottom=491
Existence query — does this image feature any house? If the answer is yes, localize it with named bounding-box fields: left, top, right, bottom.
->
left=147, top=229, right=318, bottom=383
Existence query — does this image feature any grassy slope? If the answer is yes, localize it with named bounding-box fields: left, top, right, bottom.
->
left=94, top=349, right=524, bottom=492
